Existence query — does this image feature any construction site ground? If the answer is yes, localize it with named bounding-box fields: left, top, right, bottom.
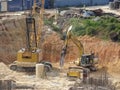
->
left=0, top=62, right=119, bottom=90
left=0, top=62, right=76, bottom=90
left=0, top=5, right=120, bottom=90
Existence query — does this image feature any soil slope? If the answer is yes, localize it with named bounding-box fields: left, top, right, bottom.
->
left=0, top=18, right=120, bottom=74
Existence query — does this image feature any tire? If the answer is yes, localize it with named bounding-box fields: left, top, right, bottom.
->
left=40, top=61, right=52, bottom=69
left=44, top=64, right=52, bottom=72
left=10, top=64, right=17, bottom=71
left=44, top=62, right=52, bottom=69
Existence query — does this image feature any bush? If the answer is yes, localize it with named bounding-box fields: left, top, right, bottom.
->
left=51, top=24, right=60, bottom=32
left=44, top=18, right=53, bottom=26
left=68, top=16, right=120, bottom=41
left=44, top=15, right=120, bottom=41
left=86, top=27, right=97, bottom=36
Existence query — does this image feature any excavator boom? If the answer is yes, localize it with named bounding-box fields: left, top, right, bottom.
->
left=60, top=25, right=98, bottom=72
left=60, top=26, right=84, bottom=67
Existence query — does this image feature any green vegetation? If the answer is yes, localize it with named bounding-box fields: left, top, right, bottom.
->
left=44, top=18, right=53, bottom=26
left=44, top=15, right=120, bottom=41
left=69, top=16, right=120, bottom=40
left=44, top=18, right=61, bottom=33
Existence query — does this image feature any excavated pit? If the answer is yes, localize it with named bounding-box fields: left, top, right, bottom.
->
left=0, top=16, right=120, bottom=72
left=0, top=15, right=120, bottom=89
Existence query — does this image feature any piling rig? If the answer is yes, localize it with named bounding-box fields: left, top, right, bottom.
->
left=9, top=0, right=52, bottom=71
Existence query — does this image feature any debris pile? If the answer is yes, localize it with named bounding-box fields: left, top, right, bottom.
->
left=60, top=9, right=103, bottom=18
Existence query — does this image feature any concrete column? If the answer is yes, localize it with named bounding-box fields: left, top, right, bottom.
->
left=36, top=64, right=44, bottom=78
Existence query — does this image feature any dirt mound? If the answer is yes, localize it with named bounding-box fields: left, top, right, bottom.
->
left=42, top=32, right=81, bottom=62
left=42, top=33, right=120, bottom=73
left=0, top=62, right=13, bottom=79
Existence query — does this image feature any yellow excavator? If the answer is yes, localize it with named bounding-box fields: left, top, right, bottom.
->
left=9, top=0, right=52, bottom=71
left=60, top=26, right=98, bottom=77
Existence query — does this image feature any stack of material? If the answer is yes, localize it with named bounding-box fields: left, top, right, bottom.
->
left=92, top=9, right=103, bottom=16
left=109, top=0, right=120, bottom=9
left=109, top=2, right=116, bottom=9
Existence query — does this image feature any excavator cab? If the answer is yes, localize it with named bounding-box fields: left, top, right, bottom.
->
left=81, top=54, right=94, bottom=67
left=80, top=53, right=98, bottom=71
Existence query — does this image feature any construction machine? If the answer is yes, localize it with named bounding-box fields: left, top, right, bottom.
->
left=60, top=26, right=98, bottom=77
left=9, top=0, right=52, bottom=71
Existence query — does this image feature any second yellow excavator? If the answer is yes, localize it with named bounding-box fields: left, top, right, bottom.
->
left=60, top=26, right=98, bottom=73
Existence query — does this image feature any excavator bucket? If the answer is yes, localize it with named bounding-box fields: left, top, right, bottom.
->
left=60, top=26, right=72, bottom=68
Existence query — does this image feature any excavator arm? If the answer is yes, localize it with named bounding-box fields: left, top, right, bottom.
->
left=60, top=26, right=84, bottom=67
left=31, top=0, right=44, bottom=48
